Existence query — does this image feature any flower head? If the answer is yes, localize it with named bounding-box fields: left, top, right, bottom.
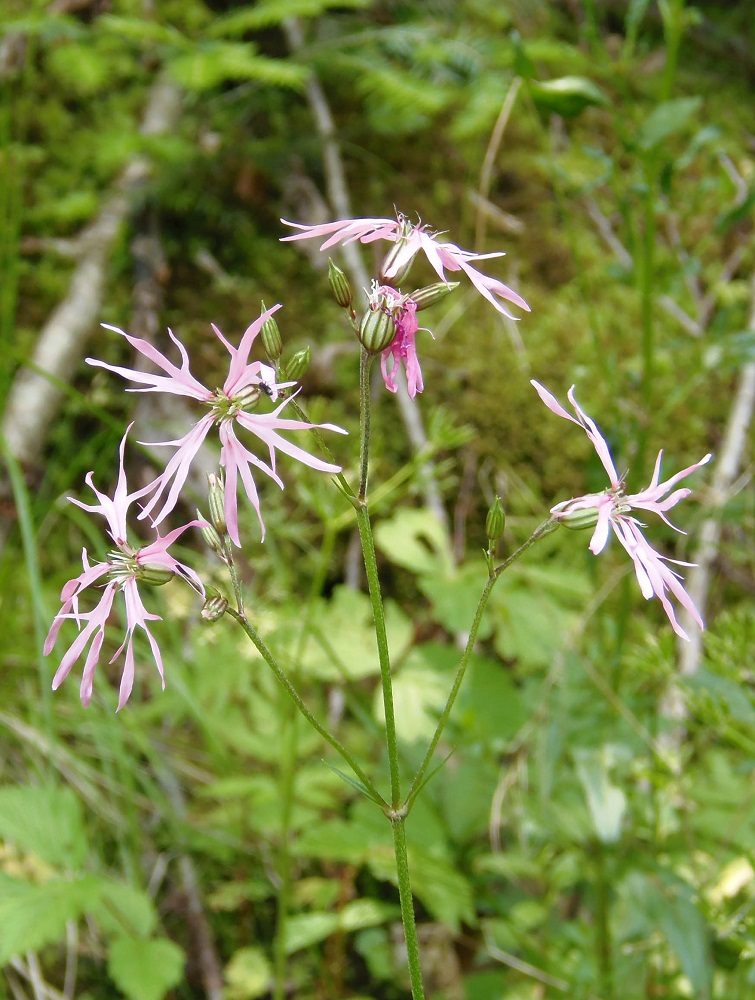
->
left=90, top=306, right=346, bottom=545
left=281, top=214, right=530, bottom=319
left=45, top=427, right=204, bottom=709
left=367, top=284, right=428, bottom=398
left=532, top=381, right=712, bottom=640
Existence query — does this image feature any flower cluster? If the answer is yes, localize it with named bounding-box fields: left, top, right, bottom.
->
left=48, top=308, right=346, bottom=707
left=45, top=427, right=205, bottom=710
left=532, top=381, right=711, bottom=640
left=282, top=213, right=530, bottom=398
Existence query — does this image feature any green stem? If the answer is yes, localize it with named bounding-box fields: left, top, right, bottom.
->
left=358, top=348, right=372, bottom=501
left=356, top=505, right=401, bottom=808
left=391, top=815, right=425, bottom=1000
left=594, top=840, right=614, bottom=998
left=225, top=607, right=386, bottom=808
left=408, top=518, right=556, bottom=805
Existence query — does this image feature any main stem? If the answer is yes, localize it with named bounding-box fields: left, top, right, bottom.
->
left=357, top=349, right=424, bottom=999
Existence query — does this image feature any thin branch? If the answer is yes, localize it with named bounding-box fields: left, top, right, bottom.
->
left=676, top=278, right=755, bottom=678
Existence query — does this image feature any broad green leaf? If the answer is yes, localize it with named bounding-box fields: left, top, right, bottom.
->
left=530, top=76, right=609, bottom=118
left=225, top=946, right=272, bottom=1000
left=373, top=656, right=448, bottom=743
left=46, top=42, right=110, bottom=96
left=299, top=585, right=412, bottom=681
left=457, top=653, right=527, bottom=741
left=168, top=43, right=306, bottom=91
left=91, top=880, right=158, bottom=938
left=369, top=848, right=476, bottom=932
left=339, top=898, right=398, bottom=932
left=419, top=563, right=494, bottom=637
left=490, top=584, right=576, bottom=668
left=635, top=97, right=702, bottom=152
left=375, top=508, right=454, bottom=576
left=0, top=785, right=88, bottom=869
left=573, top=747, right=627, bottom=844
left=294, top=818, right=376, bottom=865
left=284, top=912, right=340, bottom=954
left=0, top=874, right=106, bottom=964
left=107, top=937, right=185, bottom=1000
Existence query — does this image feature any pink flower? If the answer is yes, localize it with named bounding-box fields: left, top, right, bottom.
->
left=90, top=306, right=346, bottom=545
left=531, top=381, right=712, bottom=641
left=45, top=427, right=205, bottom=709
left=370, top=284, right=427, bottom=398
left=281, top=214, right=530, bottom=319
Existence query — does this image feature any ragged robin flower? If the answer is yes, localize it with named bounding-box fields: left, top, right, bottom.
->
left=45, top=427, right=204, bottom=709
left=532, top=380, right=712, bottom=640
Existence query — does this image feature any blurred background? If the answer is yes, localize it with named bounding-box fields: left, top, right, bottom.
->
left=0, top=1, right=753, bottom=998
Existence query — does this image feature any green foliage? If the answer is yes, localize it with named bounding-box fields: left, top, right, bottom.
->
left=2, top=0, right=754, bottom=996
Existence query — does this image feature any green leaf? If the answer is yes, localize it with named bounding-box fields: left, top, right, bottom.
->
left=373, top=654, right=448, bottom=743
left=458, top=653, right=527, bottom=741
left=99, top=15, right=186, bottom=46
left=0, top=784, right=88, bottom=869
left=225, top=946, right=272, bottom=1000
left=210, top=0, right=370, bottom=35
left=91, top=880, right=158, bottom=939
left=419, top=563, right=494, bottom=637
left=530, top=76, right=609, bottom=118
left=168, top=43, right=306, bottom=91
left=300, top=585, right=412, bottom=681
left=284, top=912, right=340, bottom=953
left=375, top=508, right=454, bottom=576
left=0, top=874, right=106, bottom=964
left=635, top=97, right=702, bottom=152
left=107, top=937, right=185, bottom=1000
left=46, top=42, right=111, bottom=96
left=573, top=747, right=628, bottom=844
left=369, top=849, right=476, bottom=932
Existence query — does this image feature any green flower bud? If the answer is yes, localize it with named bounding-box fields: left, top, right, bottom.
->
left=137, top=565, right=175, bottom=587
left=284, top=346, right=311, bottom=381
left=197, top=508, right=225, bottom=555
left=259, top=302, right=283, bottom=361
left=358, top=306, right=397, bottom=354
left=379, top=238, right=415, bottom=286
left=233, top=384, right=261, bottom=412
left=201, top=594, right=229, bottom=622
left=485, top=496, right=505, bottom=542
left=207, top=473, right=227, bottom=535
left=409, top=281, right=459, bottom=311
left=552, top=500, right=601, bottom=531
left=328, top=259, right=353, bottom=308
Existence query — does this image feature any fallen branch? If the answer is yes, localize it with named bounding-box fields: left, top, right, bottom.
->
left=2, top=77, right=183, bottom=468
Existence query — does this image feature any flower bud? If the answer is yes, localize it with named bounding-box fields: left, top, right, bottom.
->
left=409, top=281, right=459, bottom=311
left=485, top=496, right=505, bottom=543
left=259, top=302, right=283, bottom=361
left=197, top=508, right=225, bottom=554
left=137, top=564, right=175, bottom=587
left=358, top=306, right=397, bottom=354
left=284, top=346, right=311, bottom=381
left=552, top=500, right=601, bottom=531
left=379, top=238, right=415, bottom=286
left=201, top=594, right=228, bottom=622
left=233, top=384, right=261, bottom=412
left=328, top=259, right=353, bottom=308
left=207, top=473, right=227, bottom=535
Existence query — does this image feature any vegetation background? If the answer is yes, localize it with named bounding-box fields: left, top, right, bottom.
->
left=1, top=1, right=754, bottom=998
